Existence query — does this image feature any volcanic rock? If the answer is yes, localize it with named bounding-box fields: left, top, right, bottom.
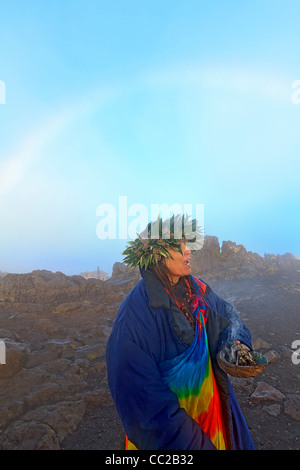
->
left=0, top=339, right=29, bottom=379
left=190, top=236, right=300, bottom=280
left=249, top=381, right=285, bottom=403
left=0, top=236, right=299, bottom=450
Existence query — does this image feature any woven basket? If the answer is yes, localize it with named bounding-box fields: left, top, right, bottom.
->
left=217, top=350, right=268, bottom=378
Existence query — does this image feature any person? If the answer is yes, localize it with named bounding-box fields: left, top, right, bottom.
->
left=106, top=215, right=255, bottom=450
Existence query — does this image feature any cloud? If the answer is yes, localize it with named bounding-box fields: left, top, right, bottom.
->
left=0, top=109, right=72, bottom=199
left=0, top=84, right=116, bottom=201
left=143, top=61, right=290, bottom=102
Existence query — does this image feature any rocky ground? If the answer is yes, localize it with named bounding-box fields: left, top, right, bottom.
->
left=210, top=271, right=300, bottom=450
left=0, top=238, right=299, bottom=450
left=61, top=269, right=300, bottom=451
left=0, top=270, right=127, bottom=450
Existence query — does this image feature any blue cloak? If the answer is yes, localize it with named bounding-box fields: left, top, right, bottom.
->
left=106, top=267, right=255, bottom=450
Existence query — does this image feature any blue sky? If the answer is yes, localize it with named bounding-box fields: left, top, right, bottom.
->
left=0, top=0, right=299, bottom=275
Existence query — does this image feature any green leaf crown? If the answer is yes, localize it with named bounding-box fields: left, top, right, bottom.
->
left=122, top=214, right=202, bottom=270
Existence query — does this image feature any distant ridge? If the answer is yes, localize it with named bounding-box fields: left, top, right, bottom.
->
left=108, top=235, right=300, bottom=284
left=1, top=236, right=299, bottom=296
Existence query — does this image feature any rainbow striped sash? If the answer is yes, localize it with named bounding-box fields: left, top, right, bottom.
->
left=158, top=306, right=227, bottom=450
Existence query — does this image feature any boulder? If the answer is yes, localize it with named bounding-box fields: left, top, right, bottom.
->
left=0, top=419, right=60, bottom=450
left=264, top=350, right=280, bottom=363
left=22, top=399, right=87, bottom=441
left=262, top=404, right=281, bottom=417
left=249, top=381, right=285, bottom=403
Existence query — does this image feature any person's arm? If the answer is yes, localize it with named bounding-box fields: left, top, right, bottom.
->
left=106, top=320, right=217, bottom=450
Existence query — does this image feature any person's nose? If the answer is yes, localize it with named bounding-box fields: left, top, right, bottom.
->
left=183, top=245, right=191, bottom=256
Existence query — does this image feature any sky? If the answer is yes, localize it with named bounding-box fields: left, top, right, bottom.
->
left=0, top=0, right=299, bottom=276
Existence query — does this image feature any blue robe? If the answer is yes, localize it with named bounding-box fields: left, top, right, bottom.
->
left=106, top=267, right=255, bottom=450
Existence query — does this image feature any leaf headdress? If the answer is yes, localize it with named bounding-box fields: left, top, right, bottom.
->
left=122, top=213, right=202, bottom=270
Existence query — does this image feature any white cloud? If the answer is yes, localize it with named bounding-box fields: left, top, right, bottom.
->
left=0, top=109, right=72, bottom=199
left=143, top=61, right=290, bottom=102
left=0, top=84, right=116, bottom=201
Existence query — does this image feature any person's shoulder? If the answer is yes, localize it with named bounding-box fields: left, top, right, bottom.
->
left=115, top=278, right=154, bottom=325
left=121, top=278, right=148, bottom=307
left=190, top=274, right=211, bottom=297
left=111, top=278, right=162, bottom=347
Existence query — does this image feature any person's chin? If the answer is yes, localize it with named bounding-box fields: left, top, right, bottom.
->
left=183, top=265, right=191, bottom=275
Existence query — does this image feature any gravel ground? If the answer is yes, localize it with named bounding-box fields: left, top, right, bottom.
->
left=61, top=269, right=300, bottom=451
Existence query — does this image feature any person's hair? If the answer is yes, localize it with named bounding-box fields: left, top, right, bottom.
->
left=149, top=257, right=177, bottom=293
left=149, top=256, right=194, bottom=322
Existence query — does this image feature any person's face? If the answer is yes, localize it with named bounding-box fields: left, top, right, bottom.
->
left=164, top=241, right=191, bottom=284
